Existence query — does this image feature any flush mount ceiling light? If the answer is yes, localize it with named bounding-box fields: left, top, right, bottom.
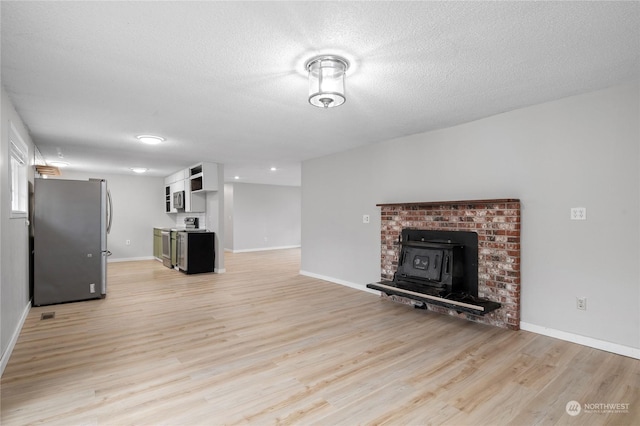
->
left=130, top=167, right=148, bottom=174
left=136, top=135, right=165, bottom=145
left=305, top=55, right=349, bottom=108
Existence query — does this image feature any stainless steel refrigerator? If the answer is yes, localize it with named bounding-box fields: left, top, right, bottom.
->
left=33, top=178, right=112, bottom=306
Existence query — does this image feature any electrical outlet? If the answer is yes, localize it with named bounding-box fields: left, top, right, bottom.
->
left=576, top=297, right=587, bottom=310
left=363, top=214, right=370, bottom=224
left=90, top=283, right=96, bottom=294
left=126, top=239, right=131, bottom=246
left=570, top=207, right=587, bottom=220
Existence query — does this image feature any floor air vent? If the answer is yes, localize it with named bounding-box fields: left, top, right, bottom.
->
left=40, top=312, right=55, bottom=320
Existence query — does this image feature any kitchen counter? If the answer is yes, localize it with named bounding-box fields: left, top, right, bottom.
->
left=155, top=226, right=209, bottom=232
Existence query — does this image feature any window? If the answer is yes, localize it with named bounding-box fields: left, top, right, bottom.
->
left=10, top=122, right=28, bottom=218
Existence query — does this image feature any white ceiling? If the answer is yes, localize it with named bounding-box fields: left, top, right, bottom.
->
left=2, top=1, right=639, bottom=186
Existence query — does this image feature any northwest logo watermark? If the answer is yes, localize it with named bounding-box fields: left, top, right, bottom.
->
left=566, top=401, right=581, bottom=416
left=566, top=400, right=630, bottom=416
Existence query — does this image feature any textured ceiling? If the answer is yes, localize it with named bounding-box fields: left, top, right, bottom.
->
left=2, top=1, right=639, bottom=186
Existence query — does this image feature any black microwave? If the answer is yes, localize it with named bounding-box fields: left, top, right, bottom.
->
left=173, top=191, right=185, bottom=209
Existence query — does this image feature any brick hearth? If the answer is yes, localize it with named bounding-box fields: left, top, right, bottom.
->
left=378, top=199, right=521, bottom=330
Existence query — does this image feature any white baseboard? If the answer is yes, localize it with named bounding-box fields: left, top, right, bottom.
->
left=1, top=301, right=30, bottom=377
left=299, top=270, right=380, bottom=295
left=214, top=268, right=226, bottom=273
left=520, top=322, right=640, bottom=360
left=232, top=245, right=300, bottom=253
left=108, top=256, right=156, bottom=263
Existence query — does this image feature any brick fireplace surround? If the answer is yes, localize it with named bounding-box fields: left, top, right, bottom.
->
left=378, top=199, right=521, bottom=330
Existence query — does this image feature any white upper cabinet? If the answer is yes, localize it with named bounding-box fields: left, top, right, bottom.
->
left=165, top=169, right=188, bottom=213
left=186, top=190, right=205, bottom=213
left=164, top=169, right=187, bottom=185
left=189, top=162, right=218, bottom=192
left=164, top=162, right=218, bottom=213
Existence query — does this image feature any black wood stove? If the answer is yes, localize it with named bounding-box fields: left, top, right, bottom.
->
left=367, top=229, right=501, bottom=315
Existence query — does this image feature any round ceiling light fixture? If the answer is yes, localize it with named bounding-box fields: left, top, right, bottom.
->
left=136, top=135, right=165, bottom=145
left=305, top=55, right=349, bottom=108
left=130, top=167, right=148, bottom=174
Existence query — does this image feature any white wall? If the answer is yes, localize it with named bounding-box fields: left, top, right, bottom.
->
left=52, top=171, right=174, bottom=261
left=202, top=162, right=225, bottom=272
left=301, top=82, right=640, bottom=351
left=226, top=183, right=301, bottom=252
left=224, top=184, right=234, bottom=250
left=1, top=86, right=34, bottom=374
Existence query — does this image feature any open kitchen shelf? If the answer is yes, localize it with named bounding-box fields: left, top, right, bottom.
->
left=189, top=162, right=218, bottom=193
left=367, top=281, right=501, bottom=316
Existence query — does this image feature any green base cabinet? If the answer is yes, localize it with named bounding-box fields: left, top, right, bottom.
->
left=171, top=230, right=177, bottom=267
left=153, top=228, right=162, bottom=260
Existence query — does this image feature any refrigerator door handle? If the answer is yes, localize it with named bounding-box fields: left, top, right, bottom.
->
left=107, top=189, right=113, bottom=234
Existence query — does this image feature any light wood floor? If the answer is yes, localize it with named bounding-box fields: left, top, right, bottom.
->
left=1, top=249, right=638, bottom=425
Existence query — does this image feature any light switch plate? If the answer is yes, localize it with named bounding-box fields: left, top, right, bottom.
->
left=570, top=207, right=586, bottom=220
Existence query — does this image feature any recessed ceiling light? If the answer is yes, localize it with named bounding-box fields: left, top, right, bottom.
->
left=270, top=167, right=277, bottom=171
left=136, top=135, right=165, bottom=145
left=130, top=168, right=148, bottom=174
left=49, top=161, right=69, bottom=168
left=234, top=176, right=240, bottom=180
